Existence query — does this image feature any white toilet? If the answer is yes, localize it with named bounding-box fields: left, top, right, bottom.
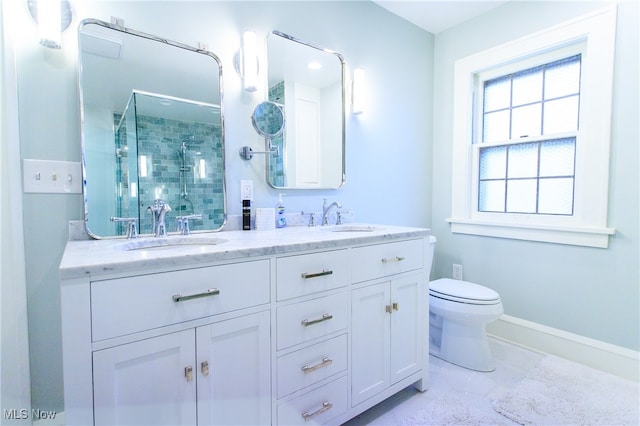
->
left=428, top=278, right=503, bottom=372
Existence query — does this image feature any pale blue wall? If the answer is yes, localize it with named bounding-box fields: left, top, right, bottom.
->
left=431, top=1, right=639, bottom=351
left=12, top=0, right=637, bottom=416
left=12, top=1, right=433, bottom=412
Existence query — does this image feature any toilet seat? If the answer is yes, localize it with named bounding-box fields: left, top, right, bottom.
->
left=430, top=278, right=501, bottom=305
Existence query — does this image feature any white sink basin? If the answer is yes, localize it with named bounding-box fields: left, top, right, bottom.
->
left=116, top=237, right=228, bottom=251
left=324, top=224, right=378, bottom=233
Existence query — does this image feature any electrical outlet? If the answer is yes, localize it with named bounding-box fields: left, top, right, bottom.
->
left=452, top=264, right=463, bottom=280
left=240, top=180, right=253, bottom=201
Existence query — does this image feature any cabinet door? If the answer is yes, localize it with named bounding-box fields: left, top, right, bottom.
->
left=351, top=282, right=390, bottom=407
left=390, top=273, right=422, bottom=384
left=196, top=310, right=271, bottom=426
left=93, top=330, right=197, bottom=426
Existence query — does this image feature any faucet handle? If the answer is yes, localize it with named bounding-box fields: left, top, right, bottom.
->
left=301, top=211, right=316, bottom=227
left=176, top=214, right=202, bottom=235
left=110, top=217, right=138, bottom=239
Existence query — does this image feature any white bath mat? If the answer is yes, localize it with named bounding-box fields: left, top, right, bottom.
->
left=400, top=392, right=513, bottom=426
left=492, top=355, right=639, bottom=425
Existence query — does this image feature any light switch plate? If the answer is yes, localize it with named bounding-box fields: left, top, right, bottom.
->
left=23, top=159, right=82, bottom=194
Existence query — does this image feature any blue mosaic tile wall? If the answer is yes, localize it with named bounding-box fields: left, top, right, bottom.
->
left=268, top=81, right=286, bottom=187
left=116, top=112, right=224, bottom=235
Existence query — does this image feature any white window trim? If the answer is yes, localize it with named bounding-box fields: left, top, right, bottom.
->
left=447, top=6, right=617, bottom=248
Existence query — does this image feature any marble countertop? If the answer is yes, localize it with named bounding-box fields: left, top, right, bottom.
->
left=60, top=224, right=430, bottom=280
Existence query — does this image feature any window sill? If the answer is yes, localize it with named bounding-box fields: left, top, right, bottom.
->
left=446, top=218, right=615, bottom=248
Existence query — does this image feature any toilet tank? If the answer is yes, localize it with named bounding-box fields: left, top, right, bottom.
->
left=426, top=235, right=437, bottom=279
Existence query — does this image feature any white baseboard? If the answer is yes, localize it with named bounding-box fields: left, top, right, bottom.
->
left=487, top=314, right=639, bottom=382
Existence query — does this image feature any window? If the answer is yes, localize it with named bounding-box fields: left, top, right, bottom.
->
left=447, top=6, right=617, bottom=248
left=478, top=54, right=580, bottom=216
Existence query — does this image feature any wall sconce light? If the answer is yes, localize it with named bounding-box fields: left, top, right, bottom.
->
left=352, top=68, right=365, bottom=115
left=27, top=0, right=73, bottom=49
left=241, top=31, right=259, bottom=92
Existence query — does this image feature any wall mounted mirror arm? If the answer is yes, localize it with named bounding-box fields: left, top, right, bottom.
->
left=240, top=101, right=284, bottom=160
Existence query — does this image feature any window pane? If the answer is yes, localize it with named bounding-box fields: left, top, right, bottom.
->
left=479, top=180, right=505, bottom=212
left=511, top=104, right=541, bottom=139
left=545, top=56, right=581, bottom=99
left=483, top=110, right=510, bottom=143
left=512, top=67, right=543, bottom=106
left=480, top=146, right=507, bottom=179
left=538, top=177, right=574, bottom=214
left=508, top=143, right=538, bottom=178
left=506, top=179, right=537, bottom=213
left=543, top=96, right=579, bottom=134
left=539, top=138, right=575, bottom=177
left=484, top=76, right=511, bottom=112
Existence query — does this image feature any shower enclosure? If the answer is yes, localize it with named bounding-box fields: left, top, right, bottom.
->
left=114, top=90, right=224, bottom=235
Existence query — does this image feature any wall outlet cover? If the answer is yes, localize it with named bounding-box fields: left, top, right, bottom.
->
left=240, top=180, right=253, bottom=201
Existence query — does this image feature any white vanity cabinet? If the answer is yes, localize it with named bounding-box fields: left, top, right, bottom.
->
left=274, top=249, right=350, bottom=425
left=60, top=226, right=430, bottom=426
left=92, top=311, right=270, bottom=426
left=61, top=258, right=271, bottom=426
left=350, top=239, right=427, bottom=408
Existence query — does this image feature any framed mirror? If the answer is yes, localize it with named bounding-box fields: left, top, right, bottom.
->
left=78, top=19, right=226, bottom=238
left=266, top=30, right=345, bottom=189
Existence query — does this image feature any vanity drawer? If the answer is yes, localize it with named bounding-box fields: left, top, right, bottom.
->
left=277, top=375, right=348, bottom=425
left=276, top=249, right=349, bottom=301
left=351, top=239, right=424, bottom=283
left=277, top=293, right=348, bottom=350
left=91, top=260, right=270, bottom=341
left=277, top=334, right=347, bottom=398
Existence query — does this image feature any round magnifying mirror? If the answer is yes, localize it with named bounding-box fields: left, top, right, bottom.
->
left=251, top=101, right=284, bottom=138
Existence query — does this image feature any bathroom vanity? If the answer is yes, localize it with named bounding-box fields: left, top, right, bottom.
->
left=59, top=225, right=431, bottom=425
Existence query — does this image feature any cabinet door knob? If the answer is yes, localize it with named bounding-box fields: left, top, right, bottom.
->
left=392, top=302, right=399, bottom=311
left=201, top=361, right=209, bottom=377
left=184, top=366, right=193, bottom=382
left=385, top=304, right=392, bottom=314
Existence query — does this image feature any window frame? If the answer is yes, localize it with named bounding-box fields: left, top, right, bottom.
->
left=447, top=6, right=617, bottom=248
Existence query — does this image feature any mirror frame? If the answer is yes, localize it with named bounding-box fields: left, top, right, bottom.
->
left=78, top=18, right=227, bottom=238
left=265, top=30, right=346, bottom=190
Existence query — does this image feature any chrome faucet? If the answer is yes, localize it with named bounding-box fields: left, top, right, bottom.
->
left=322, top=199, right=342, bottom=226
left=147, top=199, right=172, bottom=237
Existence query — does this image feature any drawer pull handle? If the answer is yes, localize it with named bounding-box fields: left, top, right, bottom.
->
left=172, top=288, right=220, bottom=302
left=301, top=357, right=333, bottom=374
left=301, top=269, right=333, bottom=279
left=381, top=256, right=405, bottom=264
left=302, top=401, right=332, bottom=421
left=301, top=313, right=333, bottom=327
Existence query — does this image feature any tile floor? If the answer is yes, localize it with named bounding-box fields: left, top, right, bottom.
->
left=342, top=337, right=548, bottom=425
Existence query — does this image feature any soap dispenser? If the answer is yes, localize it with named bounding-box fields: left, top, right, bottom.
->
left=276, top=193, right=287, bottom=228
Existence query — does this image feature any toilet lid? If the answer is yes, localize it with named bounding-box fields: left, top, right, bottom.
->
left=430, top=278, right=500, bottom=303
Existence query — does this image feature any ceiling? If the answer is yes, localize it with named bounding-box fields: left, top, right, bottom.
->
left=373, top=0, right=508, bottom=34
